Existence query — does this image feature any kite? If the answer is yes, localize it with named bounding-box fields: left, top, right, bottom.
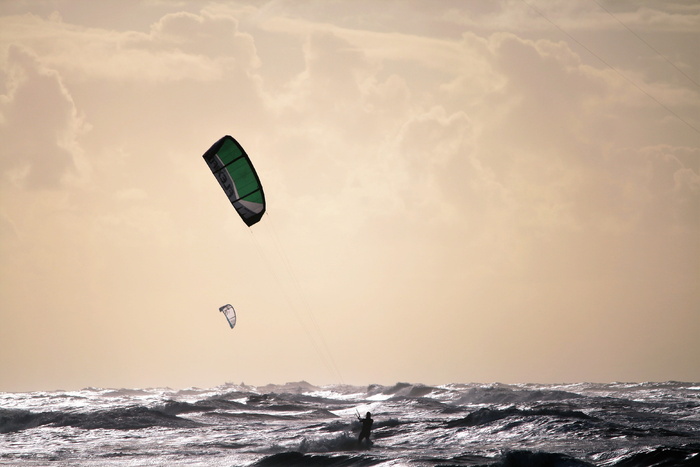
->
left=219, top=304, right=237, bottom=329
left=203, top=135, right=266, bottom=227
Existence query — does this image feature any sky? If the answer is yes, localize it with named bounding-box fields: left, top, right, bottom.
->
left=0, top=0, right=698, bottom=392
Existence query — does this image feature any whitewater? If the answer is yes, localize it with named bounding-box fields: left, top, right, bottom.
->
left=1, top=381, right=698, bottom=466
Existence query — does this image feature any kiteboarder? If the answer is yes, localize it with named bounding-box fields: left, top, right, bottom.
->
left=357, top=411, right=373, bottom=445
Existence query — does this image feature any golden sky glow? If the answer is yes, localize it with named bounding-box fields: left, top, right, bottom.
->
left=1, top=1, right=698, bottom=391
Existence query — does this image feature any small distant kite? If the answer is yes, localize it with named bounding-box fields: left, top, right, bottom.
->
left=219, top=304, right=237, bottom=329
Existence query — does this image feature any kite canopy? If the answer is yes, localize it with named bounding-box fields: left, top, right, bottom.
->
left=219, top=304, right=236, bottom=329
left=203, top=135, right=266, bottom=227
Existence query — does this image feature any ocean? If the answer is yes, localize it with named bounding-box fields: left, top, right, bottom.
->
left=1, top=381, right=698, bottom=466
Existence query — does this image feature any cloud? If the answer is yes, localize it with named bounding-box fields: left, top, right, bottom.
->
left=150, top=10, right=258, bottom=63
left=459, top=32, right=700, bottom=238
left=626, top=3, right=700, bottom=32
left=250, top=7, right=699, bottom=255
left=443, top=0, right=700, bottom=33
left=640, top=145, right=700, bottom=232
left=0, top=10, right=258, bottom=83
left=0, top=45, right=86, bottom=189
